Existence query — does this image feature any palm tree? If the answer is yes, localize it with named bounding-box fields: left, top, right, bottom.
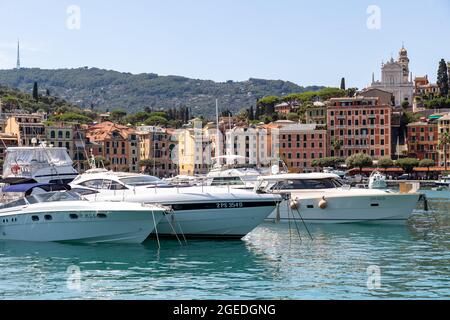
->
left=439, top=131, right=450, bottom=171
left=332, top=138, right=343, bottom=157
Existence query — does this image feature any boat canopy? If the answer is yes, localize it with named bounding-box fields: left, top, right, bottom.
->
left=2, top=183, right=71, bottom=194
left=4, top=147, right=73, bottom=166
left=3, top=147, right=74, bottom=178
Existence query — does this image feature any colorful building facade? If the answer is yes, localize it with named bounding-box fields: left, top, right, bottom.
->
left=327, top=96, right=391, bottom=159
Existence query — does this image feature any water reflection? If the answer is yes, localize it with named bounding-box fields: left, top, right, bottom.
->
left=0, top=201, right=449, bottom=299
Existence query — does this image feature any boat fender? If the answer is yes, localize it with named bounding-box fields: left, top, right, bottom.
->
left=290, top=198, right=300, bottom=210
left=319, top=196, right=327, bottom=209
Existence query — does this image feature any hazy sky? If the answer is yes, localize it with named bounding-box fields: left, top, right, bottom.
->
left=1, top=0, right=449, bottom=89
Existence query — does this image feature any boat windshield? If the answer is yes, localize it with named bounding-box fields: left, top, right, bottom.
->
left=268, top=178, right=343, bottom=190
left=211, top=176, right=245, bottom=186
left=26, top=191, right=83, bottom=204
left=119, top=176, right=167, bottom=187
left=0, top=191, right=82, bottom=209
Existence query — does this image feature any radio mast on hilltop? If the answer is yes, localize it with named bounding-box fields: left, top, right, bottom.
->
left=16, top=39, right=21, bottom=69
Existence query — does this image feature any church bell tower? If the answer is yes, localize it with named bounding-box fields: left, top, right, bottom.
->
left=398, top=44, right=409, bottom=83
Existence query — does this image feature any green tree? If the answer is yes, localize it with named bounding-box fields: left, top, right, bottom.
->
left=402, top=111, right=420, bottom=124
left=340, top=77, right=346, bottom=90
left=331, top=138, right=343, bottom=157
left=94, top=156, right=110, bottom=168
left=144, top=115, right=168, bottom=126
left=287, top=112, right=299, bottom=122
left=437, top=59, right=449, bottom=97
left=345, top=153, right=373, bottom=174
left=439, top=131, right=450, bottom=170
left=257, top=95, right=280, bottom=116
left=139, top=159, right=154, bottom=173
left=377, top=157, right=394, bottom=171
left=248, top=106, right=254, bottom=121
left=319, top=157, right=345, bottom=169
left=395, top=158, right=419, bottom=175
left=110, top=109, right=127, bottom=123
left=32, top=81, right=38, bottom=101
left=419, top=158, right=435, bottom=179
left=346, top=87, right=358, bottom=97
left=311, top=159, right=320, bottom=168
left=49, top=112, right=94, bottom=124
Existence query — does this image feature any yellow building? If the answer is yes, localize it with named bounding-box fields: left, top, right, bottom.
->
left=5, top=114, right=45, bottom=146
left=177, top=119, right=212, bottom=176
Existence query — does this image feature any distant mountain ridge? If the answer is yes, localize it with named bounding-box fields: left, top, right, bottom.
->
left=0, top=67, right=324, bottom=117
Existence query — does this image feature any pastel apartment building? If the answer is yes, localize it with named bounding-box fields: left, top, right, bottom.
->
left=86, top=121, right=139, bottom=172
left=177, top=119, right=212, bottom=176
left=4, top=113, right=46, bottom=146
left=305, top=101, right=327, bottom=125
left=136, top=125, right=177, bottom=178
left=406, top=119, right=438, bottom=164
left=327, top=96, right=391, bottom=159
left=45, top=122, right=92, bottom=172
left=269, top=122, right=327, bottom=173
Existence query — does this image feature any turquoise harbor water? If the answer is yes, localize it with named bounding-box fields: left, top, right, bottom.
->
left=0, top=189, right=449, bottom=300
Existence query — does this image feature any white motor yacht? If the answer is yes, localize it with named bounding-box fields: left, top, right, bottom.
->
left=256, top=173, right=423, bottom=224
left=204, top=155, right=284, bottom=190
left=70, top=169, right=281, bottom=238
left=368, top=170, right=388, bottom=189
left=2, top=145, right=78, bottom=184
left=0, top=184, right=166, bottom=244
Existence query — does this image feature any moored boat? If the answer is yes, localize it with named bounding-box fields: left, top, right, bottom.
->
left=1, top=145, right=78, bottom=184
left=256, top=173, right=423, bottom=224
left=69, top=170, right=281, bottom=238
left=0, top=184, right=166, bottom=244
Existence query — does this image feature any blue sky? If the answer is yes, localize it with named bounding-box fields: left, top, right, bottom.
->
left=0, top=0, right=449, bottom=89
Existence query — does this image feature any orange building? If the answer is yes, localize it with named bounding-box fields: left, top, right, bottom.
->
left=137, top=126, right=177, bottom=178
left=274, top=102, right=298, bottom=115
left=327, top=96, right=391, bottom=159
left=4, top=114, right=45, bottom=146
left=86, top=121, right=139, bottom=172
left=269, top=122, right=327, bottom=172
left=406, top=120, right=438, bottom=163
left=414, top=76, right=440, bottom=97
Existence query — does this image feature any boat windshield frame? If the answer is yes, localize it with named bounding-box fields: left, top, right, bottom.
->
left=256, top=177, right=344, bottom=192
left=26, top=191, right=83, bottom=204
left=0, top=191, right=83, bottom=210
left=119, top=176, right=168, bottom=187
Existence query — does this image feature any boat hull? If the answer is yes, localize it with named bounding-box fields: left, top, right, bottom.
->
left=155, top=202, right=277, bottom=238
left=267, top=193, right=421, bottom=224
left=76, top=187, right=280, bottom=238
left=0, top=207, right=164, bottom=244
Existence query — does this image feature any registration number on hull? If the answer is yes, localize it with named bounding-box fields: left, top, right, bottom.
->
left=216, top=202, right=244, bottom=209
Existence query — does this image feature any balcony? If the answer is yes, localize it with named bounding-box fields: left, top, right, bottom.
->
left=346, top=145, right=369, bottom=149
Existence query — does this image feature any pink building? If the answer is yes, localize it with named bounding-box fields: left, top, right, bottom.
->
left=327, top=96, right=391, bottom=159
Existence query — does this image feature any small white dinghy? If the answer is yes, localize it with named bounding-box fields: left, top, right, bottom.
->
left=0, top=184, right=166, bottom=244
